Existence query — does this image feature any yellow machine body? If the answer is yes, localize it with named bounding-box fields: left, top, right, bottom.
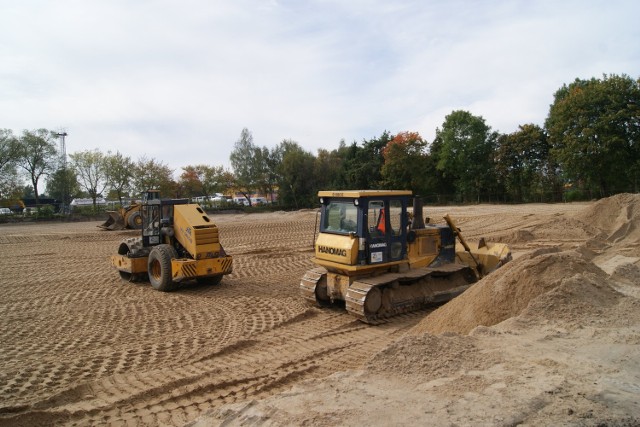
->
left=301, top=190, right=512, bottom=322
left=110, top=192, right=232, bottom=291
left=99, top=203, right=143, bottom=230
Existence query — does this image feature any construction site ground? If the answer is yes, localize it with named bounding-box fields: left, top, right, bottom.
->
left=1, top=195, right=639, bottom=426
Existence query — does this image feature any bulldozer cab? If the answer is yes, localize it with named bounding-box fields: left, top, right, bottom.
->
left=317, top=190, right=412, bottom=267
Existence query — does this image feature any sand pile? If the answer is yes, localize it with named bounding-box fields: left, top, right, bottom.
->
left=410, top=249, right=611, bottom=335
left=366, top=332, right=500, bottom=380
left=520, top=269, right=622, bottom=326
left=501, top=229, right=535, bottom=244
left=573, top=193, right=640, bottom=245
left=612, top=261, right=640, bottom=284
left=494, top=215, right=596, bottom=247
left=411, top=194, right=640, bottom=336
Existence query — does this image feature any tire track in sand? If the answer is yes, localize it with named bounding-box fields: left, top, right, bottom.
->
left=1, top=309, right=426, bottom=426
left=0, top=205, right=589, bottom=426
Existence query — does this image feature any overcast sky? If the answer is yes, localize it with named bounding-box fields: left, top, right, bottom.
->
left=1, top=0, right=638, bottom=174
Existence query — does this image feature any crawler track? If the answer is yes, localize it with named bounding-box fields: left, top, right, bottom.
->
left=302, top=265, right=476, bottom=323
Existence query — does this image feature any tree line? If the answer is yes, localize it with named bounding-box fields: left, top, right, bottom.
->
left=1, top=73, right=638, bottom=210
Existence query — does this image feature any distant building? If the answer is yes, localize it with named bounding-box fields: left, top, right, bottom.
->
left=70, top=198, right=107, bottom=207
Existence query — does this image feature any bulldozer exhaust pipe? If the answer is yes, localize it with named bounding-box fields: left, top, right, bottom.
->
left=411, top=196, right=425, bottom=230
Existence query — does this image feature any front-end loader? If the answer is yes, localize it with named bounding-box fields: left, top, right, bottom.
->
left=300, top=190, right=511, bottom=323
left=99, top=203, right=143, bottom=230
left=110, top=190, right=233, bottom=291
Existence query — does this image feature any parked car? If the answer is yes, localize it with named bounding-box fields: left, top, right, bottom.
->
left=233, top=197, right=250, bottom=206
left=0, top=207, right=12, bottom=215
left=251, top=197, right=268, bottom=205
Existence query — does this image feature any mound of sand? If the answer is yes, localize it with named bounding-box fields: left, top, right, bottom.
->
left=612, top=262, right=640, bottom=283
left=183, top=200, right=640, bottom=427
left=412, top=194, right=640, bottom=337
left=366, top=333, right=498, bottom=381
left=502, top=229, right=536, bottom=244
left=573, top=193, right=640, bottom=244
left=520, top=270, right=622, bottom=326
left=411, top=248, right=611, bottom=336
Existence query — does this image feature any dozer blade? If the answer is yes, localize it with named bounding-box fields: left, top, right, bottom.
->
left=444, top=214, right=512, bottom=278
left=455, top=240, right=512, bottom=277
left=98, top=211, right=126, bottom=230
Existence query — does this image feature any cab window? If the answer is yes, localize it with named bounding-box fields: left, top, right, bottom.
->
left=143, top=205, right=160, bottom=237
left=322, top=201, right=358, bottom=234
left=368, top=200, right=386, bottom=238
left=389, top=199, right=403, bottom=236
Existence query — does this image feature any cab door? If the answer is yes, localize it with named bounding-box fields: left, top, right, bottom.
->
left=387, top=198, right=406, bottom=262
left=142, top=203, right=161, bottom=246
left=366, top=198, right=406, bottom=264
left=366, top=200, right=388, bottom=264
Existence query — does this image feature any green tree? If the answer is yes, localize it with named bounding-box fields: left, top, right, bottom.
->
left=176, top=164, right=229, bottom=200
left=495, top=124, right=561, bottom=202
left=255, top=147, right=280, bottom=203
left=435, top=111, right=498, bottom=202
left=205, top=165, right=230, bottom=196
left=0, top=129, right=23, bottom=203
left=69, top=149, right=109, bottom=207
left=45, top=168, right=80, bottom=206
left=104, top=151, right=135, bottom=205
left=381, top=131, right=431, bottom=194
left=343, top=132, right=390, bottom=189
left=314, top=146, right=345, bottom=191
left=15, top=129, right=58, bottom=205
left=215, top=168, right=236, bottom=195
left=276, top=140, right=317, bottom=209
left=0, top=166, right=22, bottom=202
left=329, top=141, right=355, bottom=189
left=546, top=74, right=640, bottom=196
left=132, top=156, right=175, bottom=197
left=229, top=128, right=261, bottom=205
left=178, top=165, right=205, bottom=198
left=21, top=185, right=34, bottom=199
left=0, top=129, right=19, bottom=172
left=425, top=134, right=456, bottom=203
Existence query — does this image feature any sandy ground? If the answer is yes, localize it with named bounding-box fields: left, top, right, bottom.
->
left=1, top=195, right=639, bottom=426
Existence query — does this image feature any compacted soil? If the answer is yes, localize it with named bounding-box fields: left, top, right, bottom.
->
left=1, top=196, right=639, bottom=426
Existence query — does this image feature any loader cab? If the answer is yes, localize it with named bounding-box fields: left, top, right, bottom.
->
left=317, top=190, right=412, bottom=267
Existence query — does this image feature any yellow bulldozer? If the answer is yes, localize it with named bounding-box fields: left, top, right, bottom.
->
left=110, top=190, right=233, bottom=291
left=300, top=190, right=511, bottom=323
left=98, top=203, right=143, bottom=230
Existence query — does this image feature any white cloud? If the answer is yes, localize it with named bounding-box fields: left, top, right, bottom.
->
left=1, top=0, right=638, bottom=177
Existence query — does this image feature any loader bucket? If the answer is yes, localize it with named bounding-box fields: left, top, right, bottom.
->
left=98, top=211, right=126, bottom=230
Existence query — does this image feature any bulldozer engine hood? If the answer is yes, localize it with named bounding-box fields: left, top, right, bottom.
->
left=315, top=232, right=358, bottom=265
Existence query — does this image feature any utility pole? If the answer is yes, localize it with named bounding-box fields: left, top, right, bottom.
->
left=55, top=132, right=67, bottom=167
left=55, top=132, right=68, bottom=213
